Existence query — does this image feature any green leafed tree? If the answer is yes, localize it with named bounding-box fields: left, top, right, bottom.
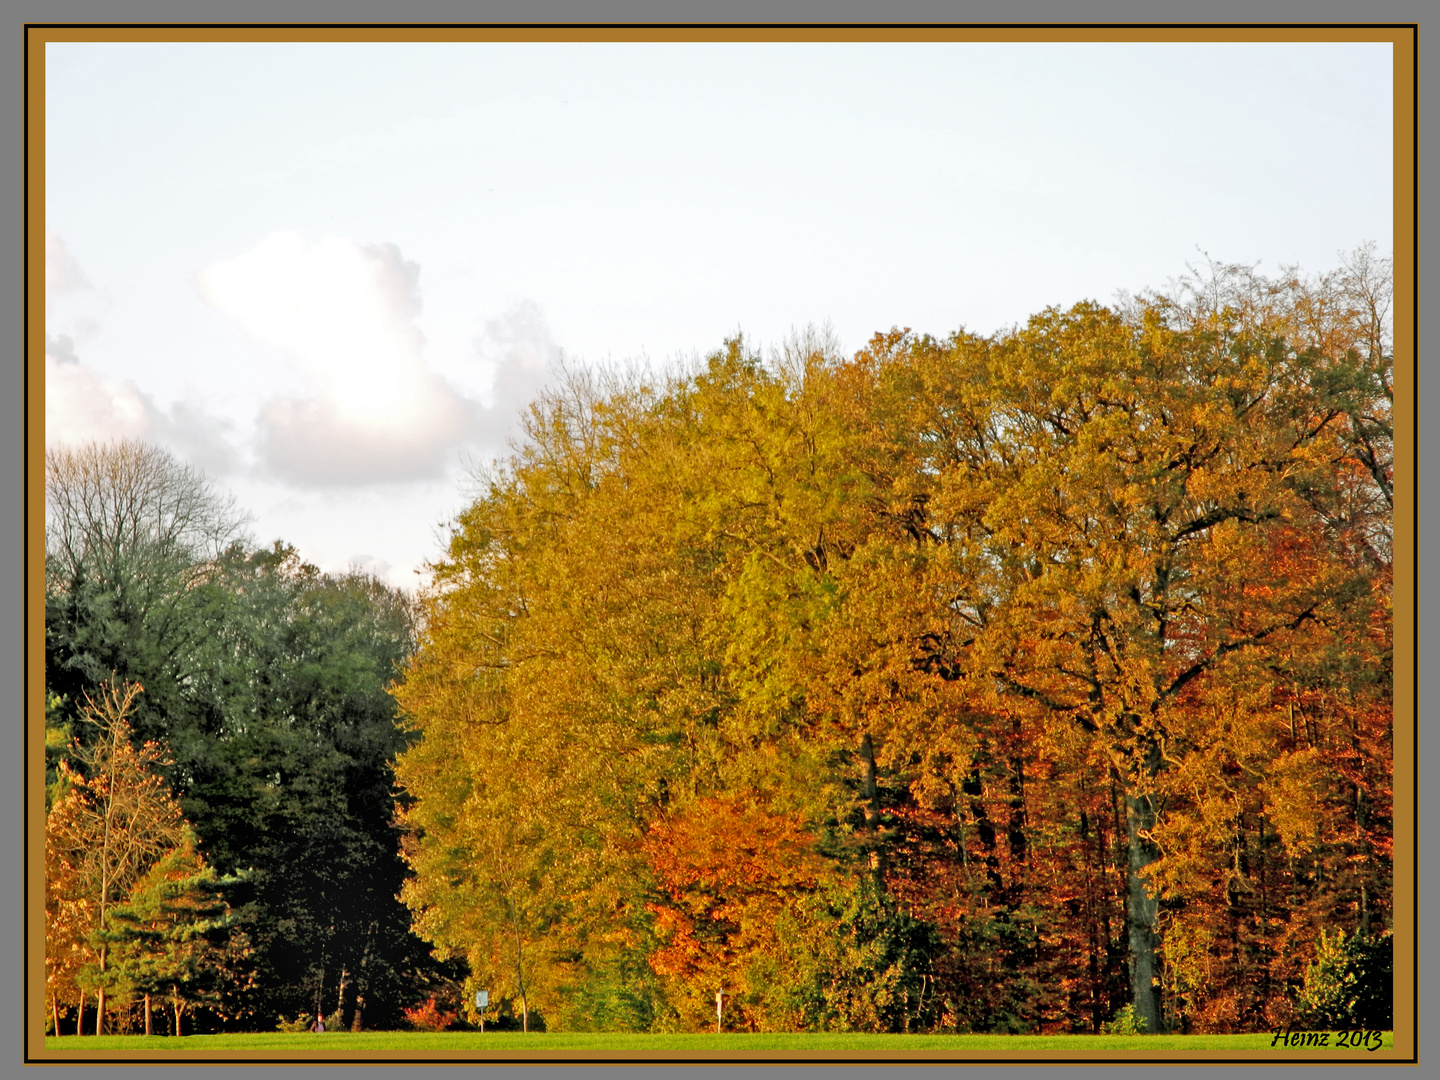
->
left=103, top=830, right=251, bottom=1035
left=45, top=440, right=250, bottom=751
left=1294, top=928, right=1392, bottom=1031
left=45, top=440, right=449, bottom=1030
left=170, top=541, right=443, bottom=1030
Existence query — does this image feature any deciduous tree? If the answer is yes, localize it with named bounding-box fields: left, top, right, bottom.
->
left=391, top=254, right=1391, bottom=1034
left=45, top=679, right=188, bottom=1034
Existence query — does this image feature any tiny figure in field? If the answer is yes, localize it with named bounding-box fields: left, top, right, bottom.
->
left=311, top=1016, right=325, bottom=1033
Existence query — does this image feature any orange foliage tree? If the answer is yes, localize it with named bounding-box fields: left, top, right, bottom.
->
left=45, top=680, right=189, bottom=1035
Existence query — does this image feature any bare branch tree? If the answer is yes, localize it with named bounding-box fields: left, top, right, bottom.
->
left=45, top=439, right=251, bottom=592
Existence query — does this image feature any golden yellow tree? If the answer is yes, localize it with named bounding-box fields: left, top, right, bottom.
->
left=392, top=258, right=1389, bottom=1032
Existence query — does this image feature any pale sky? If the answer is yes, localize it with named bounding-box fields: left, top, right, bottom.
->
left=44, top=40, right=1394, bottom=591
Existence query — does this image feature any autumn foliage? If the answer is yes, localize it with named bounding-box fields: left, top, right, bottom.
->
left=45, top=680, right=245, bottom=1036
left=392, top=252, right=1394, bottom=1033
left=402, top=996, right=461, bottom=1031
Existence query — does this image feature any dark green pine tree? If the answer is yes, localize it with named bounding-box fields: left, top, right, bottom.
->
left=103, top=830, right=249, bottom=1036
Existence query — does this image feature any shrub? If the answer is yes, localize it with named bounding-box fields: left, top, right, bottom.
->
left=403, top=996, right=458, bottom=1032
left=1101, top=1004, right=1147, bottom=1035
left=1294, top=929, right=1392, bottom=1030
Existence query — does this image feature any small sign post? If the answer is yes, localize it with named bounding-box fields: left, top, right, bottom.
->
left=475, top=990, right=489, bottom=1033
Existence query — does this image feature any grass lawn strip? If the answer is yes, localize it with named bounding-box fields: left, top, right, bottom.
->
left=41, top=1031, right=1396, bottom=1059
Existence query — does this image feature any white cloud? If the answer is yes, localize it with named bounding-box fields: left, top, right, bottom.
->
left=45, top=232, right=241, bottom=468
left=198, top=232, right=478, bottom=486
left=476, top=299, right=559, bottom=433
left=46, top=352, right=156, bottom=446
left=45, top=230, right=105, bottom=343
left=44, top=233, right=155, bottom=447
left=44, top=349, right=245, bottom=473
left=45, top=230, right=91, bottom=301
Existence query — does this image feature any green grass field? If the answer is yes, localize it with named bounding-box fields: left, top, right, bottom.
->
left=39, top=1030, right=1397, bottom=1060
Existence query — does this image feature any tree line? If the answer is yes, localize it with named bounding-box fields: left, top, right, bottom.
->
left=44, top=442, right=460, bottom=1034
left=43, top=248, right=1393, bottom=1036
left=393, top=250, right=1392, bottom=1034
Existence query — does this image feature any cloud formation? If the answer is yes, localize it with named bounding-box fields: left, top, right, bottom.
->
left=46, top=351, right=156, bottom=446
left=476, top=299, right=560, bottom=436
left=46, top=230, right=91, bottom=301
left=45, top=343, right=244, bottom=475
left=45, top=231, right=156, bottom=447
left=198, top=233, right=477, bottom=486
left=45, top=230, right=105, bottom=346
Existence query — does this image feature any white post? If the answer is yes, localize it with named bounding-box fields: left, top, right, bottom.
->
left=715, top=989, right=724, bottom=1034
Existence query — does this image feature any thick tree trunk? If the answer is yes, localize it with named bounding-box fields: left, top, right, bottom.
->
left=144, top=992, right=152, bottom=1036
left=95, top=986, right=105, bottom=1035
left=965, top=768, right=1003, bottom=898
left=1124, top=789, right=1162, bottom=1033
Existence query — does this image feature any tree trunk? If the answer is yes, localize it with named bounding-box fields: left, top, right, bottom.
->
left=1080, top=808, right=1104, bottom=1033
left=1007, top=717, right=1028, bottom=864
left=503, top=893, right=529, bottom=1032
left=859, top=732, right=884, bottom=877
left=1124, top=789, right=1162, bottom=1033
left=95, top=944, right=107, bottom=1035
left=173, top=986, right=182, bottom=1037
left=51, top=991, right=60, bottom=1037
left=352, top=921, right=376, bottom=1032
left=144, top=992, right=152, bottom=1036
left=1006, top=717, right=1029, bottom=906
left=76, top=990, right=84, bottom=1035
left=965, top=767, right=1003, bottom=898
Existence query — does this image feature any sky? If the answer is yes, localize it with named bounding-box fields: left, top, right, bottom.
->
left=44, top=39, right=1394, bottom=592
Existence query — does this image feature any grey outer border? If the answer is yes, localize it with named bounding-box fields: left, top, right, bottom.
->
left=13, top=3, right=1428, bottom=1080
